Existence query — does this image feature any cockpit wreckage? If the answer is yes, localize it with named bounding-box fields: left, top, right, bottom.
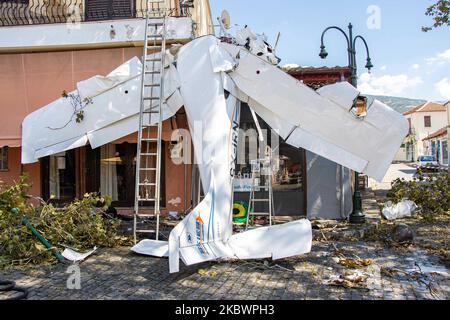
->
left=22, top=26, right=409, bottom=273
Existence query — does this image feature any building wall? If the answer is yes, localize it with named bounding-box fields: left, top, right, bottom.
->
left=305, top=151, right=352, bottom=220
left=0, top=46, right=144, bottom=145
left=0, top=147, right=41, bottom=196
left=0, top=46, right=192, bottom=214
left=447, top=103, right=450, bottom=167
left=394, top=144, right=408, bottom=162
left=406, top=111, right=448, bottom=158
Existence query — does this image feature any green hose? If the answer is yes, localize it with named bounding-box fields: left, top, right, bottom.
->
left=10, top=208, right=65, bottom=263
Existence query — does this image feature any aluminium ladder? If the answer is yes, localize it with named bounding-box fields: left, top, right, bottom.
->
left=133, top=9, right=167, bottom=244
left=245, top=153, right=275, bottom=230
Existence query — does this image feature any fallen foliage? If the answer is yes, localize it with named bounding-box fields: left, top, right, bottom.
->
left=326, top=271, right=368, bottom=289
left=337, top=255, right=373, bottom=269
left=387, top=171, right=450, bottom=220
left=0, top=176, right=132, bottom=269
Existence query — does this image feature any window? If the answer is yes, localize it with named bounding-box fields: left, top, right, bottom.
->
left=47, top=151, right=76, bottom=201
left=0, top=147, right=8, bottom=171
left=99, top=142, right=166, bottom=207
left=233, top=104, right=306, bottom=216
left=442, top=141, right=448, bottom=165
left=424, top=116, right=431, bottom=128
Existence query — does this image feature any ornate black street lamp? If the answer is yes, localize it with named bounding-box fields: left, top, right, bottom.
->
left=319, top=23, right=373, bottom=224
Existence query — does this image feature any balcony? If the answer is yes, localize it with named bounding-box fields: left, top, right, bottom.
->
left=0, top=0, right=194, bottom=27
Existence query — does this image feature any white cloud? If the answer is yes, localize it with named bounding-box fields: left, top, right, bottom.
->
left=435, top=78, right=450, bottom=100
left=411, top=64, right=420, bottom=70
left=438, top=49, right=450, bottom=60
left=380, top=65, right=387, bottom=71
left=426, top=49, right=450, bottom=65
left=358, top=73, right=423, bottom=96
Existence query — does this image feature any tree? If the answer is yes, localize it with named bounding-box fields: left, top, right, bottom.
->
left=422, top=0, right=450, bottom=32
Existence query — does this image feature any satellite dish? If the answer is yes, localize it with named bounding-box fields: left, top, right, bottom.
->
left=220, top=10, right=231, bottom=30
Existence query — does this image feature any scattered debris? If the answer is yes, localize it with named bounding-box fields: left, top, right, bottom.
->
left=382, top=199, right=418, bottom=220
left=391, top=224, right=415, bottom=244
left=197, top=269, right=218, bottom=277
left=379, top=263, right=444, bottom=299
left=61, top=246, right=98, bottom=263
left=336, top=254, right=373, bottom=269
left=326, top=271, right=369, bottom=289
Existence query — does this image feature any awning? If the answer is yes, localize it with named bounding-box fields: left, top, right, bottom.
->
left=0, top=138, right=21, bottom=148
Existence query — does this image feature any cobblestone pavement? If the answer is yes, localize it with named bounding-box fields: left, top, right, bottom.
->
left=1, top=240, right=449, bottom=300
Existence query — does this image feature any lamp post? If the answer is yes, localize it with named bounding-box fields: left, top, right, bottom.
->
left=319, top=23, right=373, bottom=224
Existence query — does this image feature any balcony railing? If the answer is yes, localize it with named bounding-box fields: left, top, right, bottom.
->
left=0, top=0, right=193, bottom=27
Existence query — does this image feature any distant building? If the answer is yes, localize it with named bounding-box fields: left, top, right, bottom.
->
left=422, top=126, right=449, bottom=166
left=396, top=102, right=448, bottom=162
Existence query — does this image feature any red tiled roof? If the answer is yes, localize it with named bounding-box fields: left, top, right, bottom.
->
left=403, top=102, right=446, bottom=116
left=422, top=126, right=449, bottom=141
left=285, top=66, right=352, bottom=90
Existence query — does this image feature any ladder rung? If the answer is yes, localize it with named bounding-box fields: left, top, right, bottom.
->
left=252, top=187, right=269, bottom=191
left=142, top=138, right=158, bottom=142
left=145, top=58, right=162, bottom=62
left=140, top=168, right=157, bottom=171
left=135, top=213, right=156, bottom=217
left=249, top=212, right=271, bottom=216
left=144, top=83, right=161, bottom=87
left=147, top=34, right=163, bottom=38
left=144, top=71, right=161, bottom=74
left=139, top=182, right=156, bottom=186
left=251, top=199, right=270, bottom=202
left=137, top=198, right=156, bottom=202
left=135, top=229, right=156, bottom=233
left=140, top=153, right=158, bottom=156
left=143, top=97, right=159, bottom=101
left=143, top=111, right=160, bottom=115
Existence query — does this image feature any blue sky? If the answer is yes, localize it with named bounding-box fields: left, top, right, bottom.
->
left=209, top=0, right=450, bottom=101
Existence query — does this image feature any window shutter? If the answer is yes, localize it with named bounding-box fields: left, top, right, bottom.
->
left=85, top=0, right=134, bottom=21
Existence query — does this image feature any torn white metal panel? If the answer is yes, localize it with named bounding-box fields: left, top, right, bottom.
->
left=209, top=43, right=236, bottom=73
left=77, top=57, right=142, bottom=100
left=131, top=240, right=169, bottom=258
left=137, top=219, right=312, bottom=267
left=168, top=37, right=242, bottom=272
left=286, top=126, right=368, bottom=173
left=219, top=42, right=408, bottom=181
left=21, top=77, right=140, bottom=163
left=228, top=220, right=312, bottom=260
left=21, top=57, right=181, bottom=164
left=34, top=136, right=88, bottom=161
left=360, top=99, right=410, bottom=181
left=87, top=90, right=183, bottom=149
left=316, top=82, right=359, bottom=110
left=62, top=246, right=97, bottom=263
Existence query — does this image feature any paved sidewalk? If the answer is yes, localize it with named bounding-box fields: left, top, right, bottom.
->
left=369, top=163, right=416, bottom=190
left=1, top=176, right=448, bottom=301
left=1, top=240, right=448, bottom=300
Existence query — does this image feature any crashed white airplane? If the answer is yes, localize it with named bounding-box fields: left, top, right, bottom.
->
left=22, top=27, right=409, bottom=273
